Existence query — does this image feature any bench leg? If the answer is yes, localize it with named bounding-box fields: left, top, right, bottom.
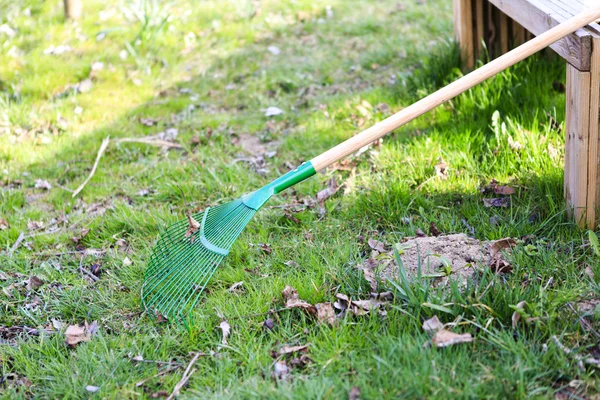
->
left=564, top=39, right=600, bottom=228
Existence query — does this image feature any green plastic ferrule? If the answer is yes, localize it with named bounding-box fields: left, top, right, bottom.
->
left=241, top=161, right=316, bottom=210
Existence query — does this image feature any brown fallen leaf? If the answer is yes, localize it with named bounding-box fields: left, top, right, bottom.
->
left=27, top=220, right=44, bottom=231
left=316, top=177, right=339, bottom=204
left=282, top=285, right=316, bottom=315
left=218, top=320, right=231, bottom=345
left=429, top=222, right=442, bottom=237
left=415, top=228, right=427, bottom=237
left=0, top=218, right=8, bottom=230
left=259, top=243, right=272, bottom=254
left=27, top=276, right=45, bottom=291
left=488, top=238, right=516, bottom=273
left=422, top=315, right=443, bottom=334
left=434, top=157, right=448, bottom=179
left=278, top=344, right=308, bottom=355
left=315, top=303, right=336, bottom=326
left=367, top=238, right=387, bottom=253
left=65, top=321, right=98, bottom=347
left=431, top=329, right=473, bottom=348
left=362, top=267, right=377, bottom=293
left=494, top=185, right=515, bottom=195
left=184, top=212, right=200, bottom=243
left=289, top=354, right=312, bottom=368
left=349, top=386, right=361, bottom=400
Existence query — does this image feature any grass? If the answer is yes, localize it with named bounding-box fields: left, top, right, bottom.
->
left=1, top=0, right=599, bottom=398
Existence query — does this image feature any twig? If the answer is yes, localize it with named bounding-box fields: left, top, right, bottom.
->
left=135, top=365, right=181, bottom=387
left=116, top=137, right=182, bottom=149
left=9, top=232, right=26, bottom=257
left=72, top=136, right=110, bottom=198
left=78, top=253, right=99, bottom=282
left=166, top=352, right=203, bottom=400
left=566, top=303, right=600, bottom=339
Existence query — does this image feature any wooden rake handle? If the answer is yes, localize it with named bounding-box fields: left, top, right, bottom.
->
left=310, top=6, right=600, bottom=171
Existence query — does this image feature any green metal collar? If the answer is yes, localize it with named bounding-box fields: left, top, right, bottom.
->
left=241, top=161, right=316, bottom=210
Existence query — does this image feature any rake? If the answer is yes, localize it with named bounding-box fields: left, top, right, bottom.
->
left=142, top=7, right=600, bottom=324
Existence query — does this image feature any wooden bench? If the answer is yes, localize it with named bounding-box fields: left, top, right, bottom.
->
left=453, top=0, right=600, bottom=228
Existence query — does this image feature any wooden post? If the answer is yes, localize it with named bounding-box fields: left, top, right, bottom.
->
left=64, top=0, right=82, bottom=20
left=587, top=37, right=600, bottom=228
left=454, top=0, right=475, bottom=68
left=565, top=64, right=591, bottom=226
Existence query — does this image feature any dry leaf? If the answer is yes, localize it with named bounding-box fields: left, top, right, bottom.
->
left=123, top=256, right=132, bottom=266
left=434, top=157, right=448, bottom=179
left=227, top=281, right=244, bottom=292
left=316, top=303, right=336, bottom=326
left=185, top=213, right=200, bottom=243
left=422, top=315, right=443, bottom=334
left=65, top=321, right=98, bottom=347
left=259, top=243, right=272, bottom=254
left=316, top=177, right=339, bottom=204
left=488, top=238, right=516, bottom=273
left=34, top=179, right=52, bottom=190
left=0, top=219, right=9, bottom=230
left=511, top=300, right=527, bottom=329
left=218, top=320, right=231, bottom=345
left=494, top=185, right=515, bottom=195
left=272, top=361, right=289, bottom=380
left=362, top=267, right=377, bottom=293
left=415, top=228, right=427, bottom=237
left=27, top=220, right=44, bottom=231
left=483, top=197, right=510, bottom=208
left=429, top=222, right=442, bottom=237
left=278, top=344, right=308, bottom=355
left=367, top=238, right=387, bottom=253
left=431, top=329, right=473, bottom=348
left=349, top=386, right=361, bottom=400
left=282, top=286, right=316, bottom=315
left=27, top=276, right=44, bottom=291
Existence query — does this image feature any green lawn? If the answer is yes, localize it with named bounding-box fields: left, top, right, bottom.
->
left=1, top=0, right=599, bottom=398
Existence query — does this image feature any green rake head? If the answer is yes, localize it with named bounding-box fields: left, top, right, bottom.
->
left=142, top=162, right=315, bottom=324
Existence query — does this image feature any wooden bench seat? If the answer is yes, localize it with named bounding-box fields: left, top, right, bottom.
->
left=453, top=0, right=600, bottom=227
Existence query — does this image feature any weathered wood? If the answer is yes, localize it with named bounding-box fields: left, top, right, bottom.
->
left=587, top=37, right=600, bottom=228
left=63, top=0, right=82, bottom=20
left=499, top=11, right=510, bottom=54
left=565, top=64, right=591, bottom=224
left=454, top=0, right=475, bottom=68
left=487, top=0, right=594, bottom=71
left=474, top=0, right=485, bottom=57
left=512, top=21, right=526, bottom=46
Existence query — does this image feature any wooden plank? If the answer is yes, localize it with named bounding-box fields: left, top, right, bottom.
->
left=499, top=10, right=509, bottom=54
left=487, top=0, right=593, bottom=71
left=588, top=37, right=600, bottom=228
left=474, top=0, right=485, bottom=58
left=512, top=21, right=526, bottom=47
left=565, top=64, right=591, bottom=224
left=454, top=0, right=475, bottom=68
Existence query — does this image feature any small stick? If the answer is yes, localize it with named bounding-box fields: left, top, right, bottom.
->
left=72, top=136, right=110, bottom=198
left=9, top=232, right=26, bottom=256
left=166, top=352, right=202, bottom=400
left=116, top=137, right=182, bottom=149
left=135, top=365, right=181, bottom=387
left=78, top=253, right=99, bottom=282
